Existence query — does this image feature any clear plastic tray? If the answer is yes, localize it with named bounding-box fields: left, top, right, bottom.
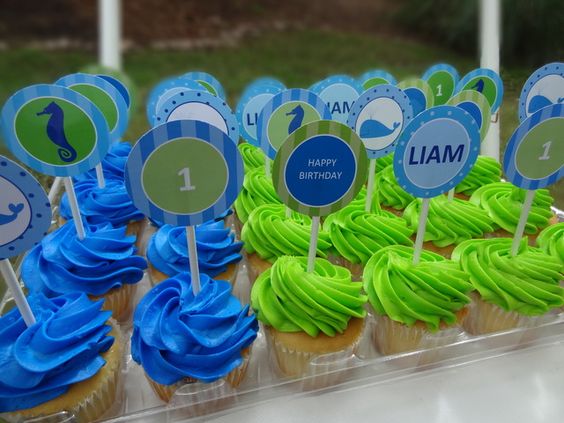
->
left=0, top=187, right=562, bottom=423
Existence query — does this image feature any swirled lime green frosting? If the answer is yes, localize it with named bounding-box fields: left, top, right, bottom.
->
left=375, top=154, right=394, bottom=172
left=452, top=238, right=564, bottom=315
left=455, top=155, right=501, bottom=196
left=251, top=256, right=367, bottom=336
left=403, top=196, right=495, bottom=247
left=238, top=142, right=265, bottom=172
left=375, top=164, right=415, bottom=210
left=363, top=245, right=473, bottom=331
left=242, top=203, right=331, bottom=262
left=324, top=204, right=414, bottom=264
left=536, top=222, right=564, bottom=264
left=470, top=182, right=554, bottom=234
left=234, top=167, right=281, bottom=224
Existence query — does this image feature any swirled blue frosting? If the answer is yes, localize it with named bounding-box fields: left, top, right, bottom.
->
left=131, top=273, right=258, bottom=385
left=22, top=221, right=147, bottom=297
left=149, top=209, right=233, bottom=229
left=0, top=293, right=114, bottom=412
left=75, top=141, right=131, bottom=182
left=60, top=177, right=144, bottom=227
left=147, top=221, right=242, bottom=278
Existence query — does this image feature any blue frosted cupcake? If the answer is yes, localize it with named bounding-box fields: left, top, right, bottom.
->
left=147, top=221, right=243, bottom=287
left=75, top=141, right=131, bottom=182
left=132, top=273, right=258, bottom=402
left=22, top=221, right=147, bottom=321
left=0, top=293, right=122, bottom=422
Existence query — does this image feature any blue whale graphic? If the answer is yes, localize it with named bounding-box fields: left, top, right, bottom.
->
left=471, top=79, right=485, bottom=93
left=37, top=102, right=78, bottom=163
left=286, top=105, right=305, bottom=134
left=528, top=95, right=564, bottom=115
left=359, top=120, right=400, bottom=138
left=0, top=203, right=24, bottom=225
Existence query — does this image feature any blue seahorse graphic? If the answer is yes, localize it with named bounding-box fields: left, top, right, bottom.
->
left=286, top=105, right=305, bottom=134
left=359, top=120, right=400, bottom=138
left=0, top=203, right=24, bottom=225
left=471, top=79, right=485, bottom=93
left=37, top=102, right=77, bottom=162
left=528, top=95, right=564, bottom=115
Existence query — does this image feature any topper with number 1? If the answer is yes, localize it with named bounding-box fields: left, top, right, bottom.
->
left=393, top=105, right=480, bottom=263
left=125, top=120, right=243, bottom=294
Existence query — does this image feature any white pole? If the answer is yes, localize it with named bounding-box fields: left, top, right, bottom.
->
left=99, top=0, right=122, bottom=70
left=479, top=0, right=501, bottom=160
left=186, top=226, right=201, bottom=295
left=0, top=259, right=36, bottom=327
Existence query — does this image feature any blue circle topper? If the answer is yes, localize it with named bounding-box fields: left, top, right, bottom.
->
left=347, top=84, right=413, bottom=159
left=236, top=82, right=285, bottom=146
left=146, top=76, right=206, bottom=127
left=1, top=84, right=111, bottom=177
left=155, top=90, right=239, bottom=143
left=309, top=75, right=362, bottom=124
left=55, top=73, right=129, bottom=142
left=125, top=120, right=244, bottom=226
left=519, top=62, right=564, bottom=122
left=358, top=69, right=397, bottom=90
left=503, top=103, right=564, bottom=190
left=183, top=71, right=226, bottom=100
left=456, top=68, right=504, bottom=113
left=393, top=105, right=481, bottom=198
left=0, top=156, right=52, bottom=260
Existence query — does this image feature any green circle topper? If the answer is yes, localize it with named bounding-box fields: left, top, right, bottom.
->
left=125, top=120, right=244, bottom=226
left=447, top=90, right=491, bottom=142
left=503, top=103, right=563, bottom=190
left=273, top=120, right=368, bottom=217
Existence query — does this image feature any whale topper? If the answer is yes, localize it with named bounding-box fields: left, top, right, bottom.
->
left=36, top=101, right=77, bottom=163
left=0, top=156, right=52, bottom=260
left=456, top=68, right=504, bottom=113
left=519, top=63, right=564, bottom=122
left=359, top=119, right=400, bottom=139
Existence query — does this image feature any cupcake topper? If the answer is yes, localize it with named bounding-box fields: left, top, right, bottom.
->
left=272, top=120, right=368, bottom=272
left=455, top=68, right=503, bottom=115
left=55, top=73, right=129, bottom=189
left=503, top=103, right=564, bottom=256
left=125, top=120, right=244, bottom=294
left=183, top=71, right=227, bottom=100
left=80, top=64, right=137, bottom=114
left=309, top=75, right=362, bottom=124
left=518, top=62, right=564, bottom=122
left=146, top=76, right=207, bottom=126
left=347, top=84, right=413, bottom=211
left=393, top=105, right=481, bottom=264
left=358, top=69, right=397, bottom=91
left=0, top=156, right=52, bottom=326
left=1, top=84, right=111, bottom=240
left=236, top=79, right=285, bottom=147
left=397, top=78, right=434, bottom=117
left=257, top=88, right=331, bottom=175
left=422, top=63, right=460, bottom=106
left=446, top=90, right=492, bottom=200
left=154, top=90, right=239, bottom=144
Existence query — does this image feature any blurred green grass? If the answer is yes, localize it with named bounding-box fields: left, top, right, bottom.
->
left=0, top=29, right=562, bottom=299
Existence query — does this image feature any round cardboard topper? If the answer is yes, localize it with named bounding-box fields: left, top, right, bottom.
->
left=146, top=76, right=206, bottom=126
left=55, top=73, right=128, bottom=141
left=272, top=120, right=368, bottom=216
left=397, top=78, right=434, bottom=117
left=125, top=120, right=244, bottom=226
left=257, top=89, right=331, bottom=160
left=347, top=84, right=414, bottom=159
left=183, top=71, right=226, bottom=100
left=310, top=75, right=362, bottom=124
left=155, top=90, right=239, bottom=143
left=393, top=105, right=481, bottom=198
left=456, top=68, right=503, bottom=113
left=0, top=156, right=52, bottom=260
left=503, top=103, right=564, bottom=190
left=447, top=90, right=491, bottom=141
left=359, top=70, right=397, bottom=91
left=243, top=77, right=285, bottom=95
left=519, top=62, right=564, bottom=122
left=1, top=84, right=111, bottom=177
left=236, top=83, right=284, bottom=146
left=80, top=64, right=136, bottom=112
left=422, top=64, right=460, bottom=106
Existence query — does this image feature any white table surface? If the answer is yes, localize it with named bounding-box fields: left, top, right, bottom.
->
left=207, top=342, right=564, bottom=423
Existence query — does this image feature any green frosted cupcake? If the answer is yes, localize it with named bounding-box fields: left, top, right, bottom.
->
left=238, top=142, right=265, bottom=172
left=536, top=222, right=564, bottom=265
left=374, top=164, right=415, bottom=215
left=251, top=256, right=367, bottom=377
left=470, top=182, right=557, bottom=243
left=363, top=245, right=473, bottom=354
left=452, top=238, right=564, bottom=335
left=242, top=203, right=331, bottom=283
left=454, top=155, right=501, bottom=198
left=403, top=195, right=495, bottom=258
